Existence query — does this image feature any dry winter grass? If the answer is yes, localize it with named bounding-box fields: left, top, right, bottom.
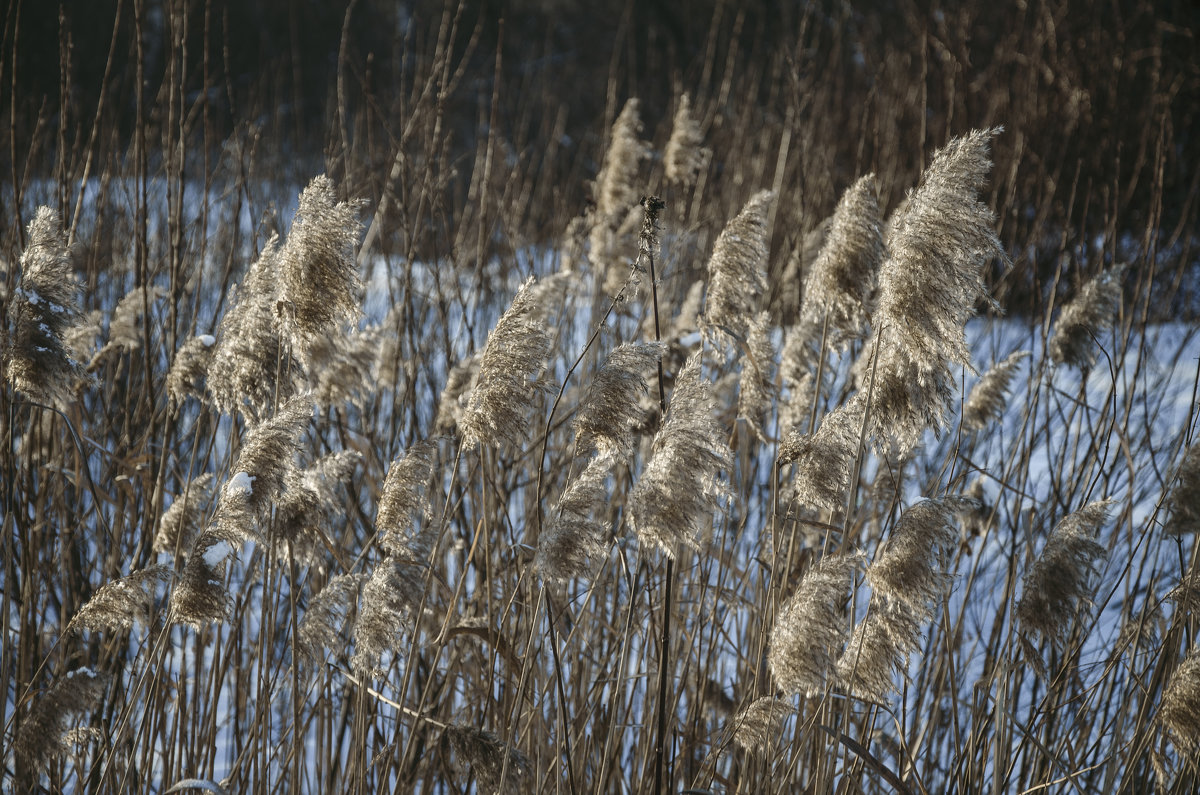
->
left=2, top=2, right=1199, bottom=793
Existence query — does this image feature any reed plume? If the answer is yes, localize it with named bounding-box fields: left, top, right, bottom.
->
left=1160, top=645, right=1200, bottom=755
left=351, top=556, right=425, bottom=677
left=460, top=277, right=555, bottom=451
left=868, top=496, right=977, bottom=614
left=274, top=449, right=360, bottom=559
left=730, top=696, right=795, bottom=753
left=170, top=529, right=238, bottom=626
left=664, top=93, right=709, bottom=188
left=573, top=341, right=665, bottom=458
left=376, top=439, right=438, bottom=558
left=778, top=392, right=865, bottom=513
left=1048, top=264, right=1126, bottom=371
left=628, top=352, right=731, bottom=557
left=214, top=395, right=313, bottom=540
left=206, top=236, right=298, bottom=421
left=90, top=284, right=164, bottom=366
left=444, top=724, right=532, bottom=795
left=962, top=350, right=1030, bottom=431
left=14, top=668, right=108, bottom=780
left=1164, top=442, right=1199, bottom=536
left=298, top=572, right=366, bottom=666
left=768, top=553, right=862, bottom=696
left=704, top=190, right=774, bottom=344
left=276, top=175, right=365, bottom=367
left=166, top=333, right=216, bottom=407
left=536, top=451, right=615, bottom=582
left=590, top=98, right=650, bottom=285
left=155, top=472, right=217, bottom=555
left=738, top=310, right=777, bottom=442
left=869, top=128, right=1006, bottom=452
left=837, top=598, right=924, bottom=702
left=1016, top=499, right=1112, bottom=647
left=68, top=565, right=171, bottom=633
left=4, top=206, right=84, bottom=408
left=800, top=174, right=883, bottom=344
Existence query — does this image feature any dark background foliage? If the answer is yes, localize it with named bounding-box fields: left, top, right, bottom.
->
left=3, top=0, right=1198, bottom=314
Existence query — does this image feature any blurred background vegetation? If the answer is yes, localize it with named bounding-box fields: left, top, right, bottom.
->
left=3, top=0, right=1198, bottom=315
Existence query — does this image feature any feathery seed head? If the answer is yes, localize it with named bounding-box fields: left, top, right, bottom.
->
left=573, top=341, right=665, bottom=458
left=351, top=556, right=426, bottom=677
left=69, top=566, right=172, bottom=633
left=628, top=352, right=731, bottom=557
left=1048, top=265, right=1126, bottom=371
left=4, top=206, right=85, bottom=408
left=730, top=697, right=795, bottom=753
left=536, top=451, right=616, bottom=583
left=444, top=725, right=532, bottom=795
left=868, top=496, right=976, bottom=614
left=800, top=174, right=883, bottom=344
left=704, top=190, right=774, bottom=344
left=768, top=553, right=863, bottom=696
left=276, top=175, right=365, bottom=366
left=664, top=93, right=710, bottom=188
left=207, top=237, right=299, bottom=421
left=377, top=439, right=438, bottom=559
left=14, top=668, right=108, bottom=779
left=778, top=392, right=865, bottom=513
left=870, top=128, right=1006, bottom=452
left=837, top=598, right=924, bottom=702
left=166, top=334, right=217, bottom=407
left=170, top=530, right=237, bottom=626
left=1166, top=443, right=1200, bottom=536
left=461, top=277, right=556, bottom=450
left=274, top=450, right=360, bottom=560
left=738, top=311, right=777, bottom=442
left=962, top=350, right=1030, bottom=431
left=1160, top=645, right=1200, bottom=755
left=298, top=572, right=367, bottom=667
left=214, top=396, right=313, bottom=538
left=1016, top=499, right=1112, bottom=646
left=156, top=472, right=217, bottom=555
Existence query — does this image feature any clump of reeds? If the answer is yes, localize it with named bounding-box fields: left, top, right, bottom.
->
left=3, top=206, right=85, bottom=408
left=768, top=553, right=862, bottom=695
left=628, top=352, right=731, bottom=557
left=1048, top=264, right=1126, bottom=371
left=1016, top=499, right=1112, bottom=647
left=460, top=277, right=556, bottom=451
left=868, top=129, right=1006, bottom=452
left=13, top=668, right=109, bottom=781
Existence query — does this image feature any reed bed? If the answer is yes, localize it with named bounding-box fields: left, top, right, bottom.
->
left=2, top=1, right=1199, bottom=793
